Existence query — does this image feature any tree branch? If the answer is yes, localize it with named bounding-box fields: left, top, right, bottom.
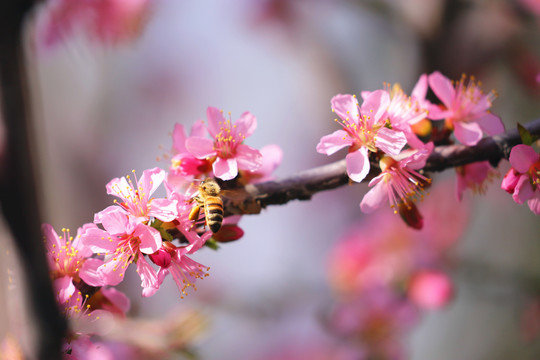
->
left=223, top=119, right=540, bottom=215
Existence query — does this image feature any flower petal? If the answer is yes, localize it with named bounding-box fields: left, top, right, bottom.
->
left=411, top=74, right=428, bottom=100
left=235, top=111, right=257, bottom=138
left=527, top=192, right=540, bottom=215
left=346, top=148, right=370, bottom=183
left=236, top=144, right=263, bottom=171
left=376, top=127, right=407, bottom=156
left=134, top=224, right=162, bottom=254
left=509, top=144, right=538, bottom=173
left=206, top=106, right=226, bottom=138
left=360, top=89, right=390, bottom=126
left=94, top=206, right=131, bottom=236
left=172, top=123, right=187, bottom=153
left=453, top=121, right=483, bottom=146
left=474, top=113, right=504, bottom=136
left=513, top=175, right=534, bottom=204
left=185, top=137, right=217, bottom=159
left=360, top=180, right=388, bottom=213
left=139, top=167, right=165, bottom=200
left=213, top=157, right=238, bottom=181
left=331, top=94, right=360, bottom=123
left=428, top=71, right=455, bottom=109
left=137, top=256, right=159, bottom=297
left=79, top=258, right=105, bottom=287
left=148, top=198, right=178, bottom=222
left=316, top=129, right=353, bottom=155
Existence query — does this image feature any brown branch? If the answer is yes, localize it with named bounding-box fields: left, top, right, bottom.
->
left=0, top=1, right=67, bottom=359
left=223, top=119, right=540, bottom=215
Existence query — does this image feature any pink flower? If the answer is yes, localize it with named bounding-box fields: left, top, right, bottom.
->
left=317, top=92, right=408, bottom=182
left=428, top=71, right=504, bottom=146
left=104, top=167, right=177, bottom=223
left=82, top=207, right=161, bottom=292
left=455, top=161, right=496, bottom=201
left=501, top=144, right=540, bottom=214
left=407, top=270, right=454, bottom=309
left=360, top=143, right=433, bottom=214
left=34, top=0, right=152, bottom=52
left=185, top=107, right=263, bottom=181
left=168, top=122, right=213, bottom=186
left=54, top=276, right=112, bottom=336
left=362, top=78, right=430, bottom=149
left=42, top=223, right=103, bottom=286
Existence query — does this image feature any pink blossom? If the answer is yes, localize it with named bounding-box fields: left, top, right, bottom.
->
left=317, top=92, right=408, bottom=183
left=81, top=207, right=161, bottom=292
left=408, top=270, right=454, bottom=309
left=34, top=0, right=152, bottom=52
left=455, top=161, right=496, bottom=201
left=185, top=107, right=263, bottom=181
left=360, top=143, right=433, bottom=214
left=362, top=79, right=430, bottom=149
left=168, top=122, right=213, bottom=186
left=428, top=71, right=504, bottom=146
left=104, top=167, right=177, bottom=223
left=501, top=144, right=540, bottom=214
left=42, top=223, right=102, bottom=286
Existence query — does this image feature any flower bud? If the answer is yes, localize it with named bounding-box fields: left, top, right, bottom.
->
left=398, top=202, right=423, bottom=230
left=149, top=241, right=177, bottom=268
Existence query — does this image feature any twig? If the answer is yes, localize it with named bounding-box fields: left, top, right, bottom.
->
left=223, top=119, right=540, bottom=215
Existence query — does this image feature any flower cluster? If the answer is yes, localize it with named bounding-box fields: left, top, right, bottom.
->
left=325, top=181, right=468, bottom=358
left=42, top=107, right=282, bottom=356
left=317, top=72, right=505, bottom=227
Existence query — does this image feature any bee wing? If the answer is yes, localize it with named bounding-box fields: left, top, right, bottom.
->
left=185, top=180, right=201, bottom=200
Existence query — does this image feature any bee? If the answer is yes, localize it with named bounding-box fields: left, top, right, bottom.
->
left=189, top=178, right=224, bottom=233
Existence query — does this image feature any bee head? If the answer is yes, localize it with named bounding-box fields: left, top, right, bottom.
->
left=200, top=178, right=221, bottom=196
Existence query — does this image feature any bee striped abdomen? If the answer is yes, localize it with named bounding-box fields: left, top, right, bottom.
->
left=204, top=196, right=224, bottom=233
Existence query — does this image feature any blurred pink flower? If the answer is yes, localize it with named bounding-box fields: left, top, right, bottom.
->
left=407, top=270, right=454, bottom=309
left=43, top=224, right=97, bottom=285
left=34, top=0, right=152, bottom=51
left=428, top=71, right=504, bottom=146
left=317, top=92, right=407, bottom=183
left=455, top=161, right=496, bottom=201
left=520, top=0, right=540, bottom=16
left=360, top=143, right=433, bottom=214
left=238, top=144, right=283, bottom=184
left=501, top=144, right=540, bottom=214
left=327, top=287, right=418, bottom=360
left=185, top=107, right=263, bottom=181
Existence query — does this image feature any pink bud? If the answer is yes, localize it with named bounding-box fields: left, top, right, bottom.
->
left=501, top=168, right=520, bottom=194
left=148, top=241, right=177, bottom=268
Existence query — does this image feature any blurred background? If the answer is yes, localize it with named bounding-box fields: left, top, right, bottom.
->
left=3, top=0, right=540, bottom=359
